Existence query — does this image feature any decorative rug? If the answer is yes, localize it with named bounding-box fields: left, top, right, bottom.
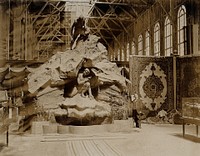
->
left=177, top=56, right=200, bottom=109
left=129, top=56, right=173, bottom=111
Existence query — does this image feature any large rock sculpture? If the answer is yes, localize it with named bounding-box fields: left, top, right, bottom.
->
left=25, top=34, right=128, bottom=126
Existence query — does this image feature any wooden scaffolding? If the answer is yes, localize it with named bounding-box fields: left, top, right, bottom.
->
left=5, top=0, right=71, bottom=61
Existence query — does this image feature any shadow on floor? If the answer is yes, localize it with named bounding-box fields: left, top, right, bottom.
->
left=0, top=143, right=6, bottom=152
left=173, top=133, right=200, bottom=143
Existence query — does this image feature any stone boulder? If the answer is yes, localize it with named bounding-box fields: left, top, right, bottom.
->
left=54, top=94, right=112, bottom=125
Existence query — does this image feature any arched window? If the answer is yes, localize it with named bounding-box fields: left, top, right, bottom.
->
left=131, top=41, right=136, bottom=55
left=118, top=49, right=121, bottom=61
left=177, top=5, right=187, bottom=56
left=154, top=22, right=160, bottom=56
left=116, top=48, right=120, bottom=61
left=114, top=48, right=118, bottom=61
left=164, top=16, right=173, bottom=56
left=126, top=43, right=130, bottom=61
left=110, top=49, right=114, bottom=61
left=138, top=35, right=143, bottom=55
left=121, top=48, right=125, bottom=61
left=145, top=30, right=150, bottom=56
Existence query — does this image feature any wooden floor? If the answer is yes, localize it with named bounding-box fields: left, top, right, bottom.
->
left=65, top=139, right=121, bottom=156
left=1, top=124, right=200, bottom=156
left=41, top=135, right=123, bottom=156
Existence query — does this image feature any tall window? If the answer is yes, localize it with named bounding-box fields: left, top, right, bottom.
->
left=121, top=48, right=125, bottom=61
left=138, top=35, right=143, bottom=55
left=164, top=16, right=173, bottom=56
left=126, top=43, right=130, bottom=61
left=145, top=31, right=150, bottom=56
left=117, top=49, right=120, bottom=61
left=177, top=5, right=187, bottom=56
left=154, top=22, right=160, bottom=56
left=131, top=41, right=136, bottom=55
left=110, top=50, right=114, bottom=61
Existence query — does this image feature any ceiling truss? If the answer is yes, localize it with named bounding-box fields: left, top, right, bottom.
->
left=87, top=0, right=154, bottom=48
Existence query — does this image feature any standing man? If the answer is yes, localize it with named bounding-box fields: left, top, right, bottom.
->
left=131, top=94, right=140, bottom=128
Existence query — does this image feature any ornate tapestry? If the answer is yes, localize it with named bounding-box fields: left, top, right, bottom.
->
left=177, top=56, right=200, bottom=109
left=129, top=56, right=173, bottom=111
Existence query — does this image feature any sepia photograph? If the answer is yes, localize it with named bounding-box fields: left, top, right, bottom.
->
left=0, top=0, right=200, bottom=155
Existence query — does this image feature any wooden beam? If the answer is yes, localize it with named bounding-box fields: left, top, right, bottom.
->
left=90, top=27, right=123, bottom=32
left=87, top=16, right=134, bottom=21
left=95, top=1, right=149, bottom=8
left=35, top=3, right=63, bottom=35
left=31, top=2, right=49, bottom=25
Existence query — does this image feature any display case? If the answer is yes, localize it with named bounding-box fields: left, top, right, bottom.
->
left=182, top=97, right=200, bottom=137
left=182, top=98, right=200, bottom=120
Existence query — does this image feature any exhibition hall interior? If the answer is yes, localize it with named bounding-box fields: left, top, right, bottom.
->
left=0, top=0, right=200, bottom=155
